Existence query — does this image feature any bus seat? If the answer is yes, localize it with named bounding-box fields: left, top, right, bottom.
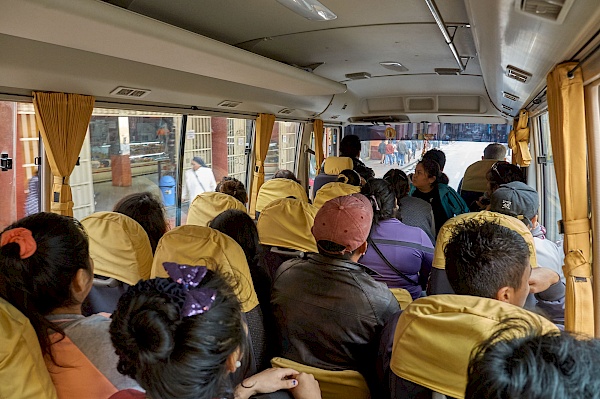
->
left=256, top=178, right=308, bottom=217
left=187, top=191, right=247, bottom=226
left=151, top=225, right=266, bottom=370
left=428, top=211, right=538, bottom=296
left=0, top=297, right=58, bottom=399
left=389, top=288, right=413, bottom=310
left=81, top=212, right=153, bottom=315
left=271, top=357, right=370, bottom=399
left=312, top=156, right=353, bottom=196
left=389, top=295, right=557, bottom=399
left=313, top=182, right=361, bottom=209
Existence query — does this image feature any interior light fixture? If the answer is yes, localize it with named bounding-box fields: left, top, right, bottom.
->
left=379, top=62, right=409, bottom=72
left=276, top=0, right=337, bottom=21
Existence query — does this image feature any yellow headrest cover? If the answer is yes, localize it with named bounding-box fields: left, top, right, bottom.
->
left=390, top=295, right=558, bottom=399
left=81, top=212, right=153, bottom=286
left=256, top=178, right=308, bottom=213
left=0, top=297, right=58, bottom=399
left=187, top=191, right=247, bottom=227
left=313, top=182, right=361, bottom=209
left=151, top=225, right=258, bottom=313
left=433, top=211, right=537, bottom=269
left=257, top=198, right=318, bottom=253
left=323, top=156, right=353, bottom=175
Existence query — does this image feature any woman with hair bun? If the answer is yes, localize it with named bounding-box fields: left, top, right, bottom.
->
left=217, top=176, right=249, bottom=205
left=109, top=264, right=321, bottom=399
left=410, top=158, right=469, bottom=234
left=0, top=212, right=140, bottom=398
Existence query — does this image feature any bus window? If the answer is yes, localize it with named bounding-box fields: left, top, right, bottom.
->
left=265, top=121, right=301, bottom=181
left=0, top=101, right=40, bottom=229
left=538, top=112, right=563, bottom=243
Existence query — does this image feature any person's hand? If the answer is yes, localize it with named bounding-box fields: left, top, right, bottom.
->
left=290, top=372, right=321, bottom=399
left=529, top=267, right=560, bottom=294
left=235, top=368, right=299, bottom=399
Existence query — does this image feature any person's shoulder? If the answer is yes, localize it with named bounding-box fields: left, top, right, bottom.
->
left=401, top=196, right=432, bottom=210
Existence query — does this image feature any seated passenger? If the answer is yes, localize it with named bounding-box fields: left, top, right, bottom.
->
left=187, top=177, right=248, bottom=226
left=313, top=156, right=354, bottom=196
left=339, top=134, right=375, bottom=181
left=0, top=213, right=140, bottom=399
left=271, top=194, right=399, bottom=395
left=217, top=176, right=248, bottom=204
left=486, top=160, right=525, bottom=195
left=337, top=168, right=362, bottom=186
left=255, top=174, right=308, bottom=217
left=421, top=148, right=450, bottom=185
left=273, top=169, right=301, bottom=184
left=384, top=168, right=436, bottom=244
left=109, top=265, right=321, bottom=399
left=313, top=172, right=361, bottom=209
left=459, top=143, right=507, bottom=211
left=410, top=158, right=469, bottom=234
left=113, top=191, right=169, bottom=254
left=466, top=322, right=600, bottom=399
left=360, top=179, right=433, bottom=300
left=383, top=220, right=558, bottom=399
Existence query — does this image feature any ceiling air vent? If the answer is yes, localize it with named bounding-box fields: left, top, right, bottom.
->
left=502, top=91, right=520, bottom=102
left=110, top=86, right=151, bottom=98
left=278, top=108, right=294, bottom=115
left=435, top=68, right=461, bottom=75
left=330, top=115, right=340, bottom=119
left=516, top=0, right=575, bottom=24
left=506, top=65, right=532, bottom=83
left=345, top=72, right=371, bottom=80
left=218, top=100, right=242, bottom=108
left=502, top=104, right=514, bottom=112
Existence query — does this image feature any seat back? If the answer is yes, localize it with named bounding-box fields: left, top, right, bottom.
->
left=390, top=295, right=558, bottom=399
left=256, top=178, right=308, bottom=215
left=257, top=198, right=318, bottom=253
left=313, top=182, right=361, bottom=209
left=0, top=297, right=58, bottom=399
left=313, top=156, right=354, bottom=196
left=187, top=191, right=247, bottom=226
left=271, top=357, right=370, bottom=399
left=389, top=288, right=413, bottom=310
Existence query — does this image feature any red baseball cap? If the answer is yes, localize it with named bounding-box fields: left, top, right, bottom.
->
left=311, top=193, right=373, bottom=254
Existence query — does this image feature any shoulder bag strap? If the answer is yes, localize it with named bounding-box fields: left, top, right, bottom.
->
left=193, top=168, right=206, bottom=192
left=368, top=237, right=420, bottom=286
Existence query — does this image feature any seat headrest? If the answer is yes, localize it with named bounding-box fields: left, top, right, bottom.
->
left=313, top=182, right=361, bottom=209
left=323, top=157, right=353, bottom=175
left=152, top=225, right=258, bottom=313
left=433, top=210, right=538, bottom=269
left=81, top=212, right=153, bottom=286
left=257, top=198, right=318, bottom=253
left=390, top=295, right=558, bottom=399
left=256, top=178, right=308, bottom=213
left=187, top=191, right=247, bottom=226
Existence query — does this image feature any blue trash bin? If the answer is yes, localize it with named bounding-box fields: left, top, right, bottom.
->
left=159, top=175, right=176, bottom=206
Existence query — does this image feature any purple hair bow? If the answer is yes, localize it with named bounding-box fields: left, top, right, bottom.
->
left=163, top=262, right=217, bottom=317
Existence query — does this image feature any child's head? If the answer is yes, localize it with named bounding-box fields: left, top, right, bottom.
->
left=110, top=265, right=245, bottom=399
left=0, top=212, right=92, bottom=358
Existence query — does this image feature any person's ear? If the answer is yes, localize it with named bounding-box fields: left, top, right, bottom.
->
left=72, top=268, right=93, bottom=301
left=226, top=347, right=242, bottom=373
left=495, top=286, right=512, bottom=303
left=357, top=241, right=368, bottom=256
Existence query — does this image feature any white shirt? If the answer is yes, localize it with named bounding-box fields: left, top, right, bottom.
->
left=183, top=167, right=217, bottom=201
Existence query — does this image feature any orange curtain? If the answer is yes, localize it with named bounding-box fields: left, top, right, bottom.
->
left=508, top=109, right=532, bottom=166
left=249, top=113, right=276, bottom=216
left=314, top=119, right=325, bottom=173
left=546, top=62, right=594, bottom=335
left=33, top=92, right=95, bottom=216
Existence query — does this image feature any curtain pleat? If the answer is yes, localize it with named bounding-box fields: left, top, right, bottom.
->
left=546, top=62, right=594, bottom=335
left=314, top=119, right=325, bottom=173
left=33, top=92, right=95, bottom=216
left=249, top=114, right=276, bottom=217
left=508, top=109, right=532, bottom=167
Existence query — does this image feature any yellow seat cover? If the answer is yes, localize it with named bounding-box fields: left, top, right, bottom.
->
left=0, top=297, right=58, bottom=399
left=256, top=178, right=308, bottom=213
left=323, top=156, right=353, bottom=175
left=187, top=191, right=247, bottom=226
left=257, top=198, right=318, bottom=253
left=81, top=212, right=154, bottom=285
left=313, top=182, right=361, bottom=209
left=152, top=225, right=259, bottom=313
left=433, top=211, right=538, bottom=269
left=390, top=295, right=558, bottom=399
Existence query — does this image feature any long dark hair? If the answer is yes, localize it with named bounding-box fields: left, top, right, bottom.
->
left=113, top=192, right=169, bottom=253
left=218, top=177, right=248, bottom=204
left=110, top=271, right=245, bottom=399
left=417, top=158, right=442, bottom=188
left=0, top=212, right=91, bottom=361
left=210, top=209, right=260, bottom=269
left=361, top=178, right=397, bottom=227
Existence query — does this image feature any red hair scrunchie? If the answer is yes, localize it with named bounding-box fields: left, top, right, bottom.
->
left=0, top=227, right=37, bottom=259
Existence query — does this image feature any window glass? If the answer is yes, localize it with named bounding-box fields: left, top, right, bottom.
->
left=265, top=121, right=300, bottom=181
left=0, top=102, right=40, bottom=229
left=538, top=112, right=563, bottom=243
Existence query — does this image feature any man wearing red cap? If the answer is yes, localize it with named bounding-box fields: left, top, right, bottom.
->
left=271, top=193, right=400, bottom=395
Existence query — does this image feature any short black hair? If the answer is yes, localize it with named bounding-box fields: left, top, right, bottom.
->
left=338, top=169, right=361, bottom=186
left=340, top=134, right=362, bottom=158
left=487, top=161, right=525, bottom=193
left=466, top=322, right=600, bottom=399
left=422, top=148, right=446, bottom=170
left=444, top=219, right=529, bottom=298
